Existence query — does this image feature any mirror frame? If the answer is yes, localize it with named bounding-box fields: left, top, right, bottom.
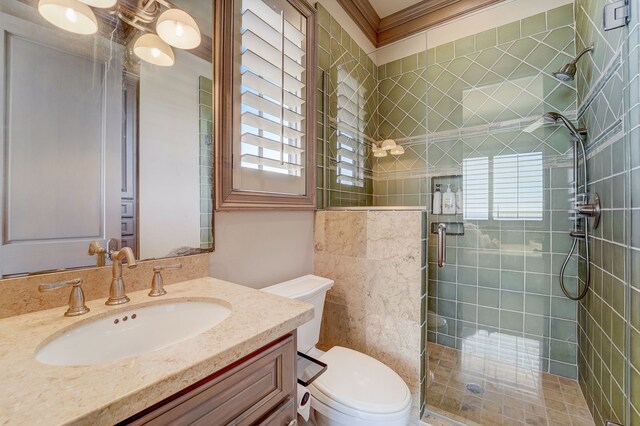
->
left=213, top=0, right=317, bottom=210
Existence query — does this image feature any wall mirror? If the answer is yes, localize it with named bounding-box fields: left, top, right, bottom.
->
left=0, top=0, right=214, bottom=277
left=214, top=0, right=316, bottom=210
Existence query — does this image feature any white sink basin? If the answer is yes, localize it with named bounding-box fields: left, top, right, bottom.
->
left=35, top=300, right=231, bottom=366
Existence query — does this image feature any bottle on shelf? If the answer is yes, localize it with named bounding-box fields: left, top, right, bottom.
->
left=456, top=186, right=463, bottom=214
left=442, top=184, right=456, bottom=214
left=432, top=184, right=442, bottom=215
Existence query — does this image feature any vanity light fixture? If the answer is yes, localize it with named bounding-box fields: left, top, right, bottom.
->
left=373, top=139, right=403, bottom=157
left=381, top=139, right=397, bottom=150
left=390, top=145, right=405, bottom=155
left=38, top=0, right=98, bottom=35
left=134, top=33, right=175, bottom=66
left=156, top=8, right=201, bottom=49
left=77, top=0, right=116, bottom=8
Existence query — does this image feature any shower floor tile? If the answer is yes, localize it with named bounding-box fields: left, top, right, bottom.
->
left=424, top=343, right=595, bottom=426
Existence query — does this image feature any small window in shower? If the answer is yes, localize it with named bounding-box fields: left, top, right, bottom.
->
left=463, top=157, right=489, bottom=220
left=493, top=152, right=543, bottom=220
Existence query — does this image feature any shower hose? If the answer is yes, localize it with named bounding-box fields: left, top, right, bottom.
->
left=559, top=137, right=590, bottom=301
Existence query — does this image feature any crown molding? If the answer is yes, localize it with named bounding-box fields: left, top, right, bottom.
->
left=336, top=0, right=506, bottom=48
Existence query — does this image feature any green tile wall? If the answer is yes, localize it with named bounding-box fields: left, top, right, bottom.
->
left=422, top=4, right=581, bottom=379
left=198, top=76, right=214, bottom=249
left=575, top=0, right=640, bottom=424
left=316, top=4, right=376, bottom=208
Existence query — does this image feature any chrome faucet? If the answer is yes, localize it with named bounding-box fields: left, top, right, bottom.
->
left=106, top=247, right=137, bottom=305
left=39, top=278, right=90, bottom=316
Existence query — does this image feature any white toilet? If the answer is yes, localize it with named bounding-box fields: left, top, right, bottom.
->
left=262, top=275, right=412, bottom=426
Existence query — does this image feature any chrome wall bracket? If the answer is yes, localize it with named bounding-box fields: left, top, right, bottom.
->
left=603, top=0, right=630, bottom=31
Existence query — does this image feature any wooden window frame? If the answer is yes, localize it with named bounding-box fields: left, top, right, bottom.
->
left=214, top=0, right=317, bottom=210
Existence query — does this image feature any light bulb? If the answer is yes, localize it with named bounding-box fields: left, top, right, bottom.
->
left=65, top=7, right=78, bottom=22
left=134, top=34, right=175, bottom=66
left=156, top=9, right=201, bottom=49
left=373, top=148, right=387, bottom=158
left=175, top=21, right=184, bottom=37
left=38, top=0, right=98, bottom=35
left=381, top=139, right=397, bottom=150
left=390, top=145, right=405, bottom=155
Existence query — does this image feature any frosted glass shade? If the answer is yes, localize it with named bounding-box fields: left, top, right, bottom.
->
left=390, top=145, right=405, bottom=155
left=373, top=148, right=387, bottom=158
left=134, top=34, right=175, bottom=66
left=156, top=9, right=201, bottom=49
left=38, top=0, right=98, bottom=35
left=381, top=139, right=397, bottom=150
left=78, top=0, right=116, bottom=7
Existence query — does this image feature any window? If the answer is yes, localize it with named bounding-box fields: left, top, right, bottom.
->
left=493, top=153, right=543, bottom=220
left=463, top=152, right=543, bottom=221
left=214, top=0, right=316, bottom=209
left=462, top=157, right=489, bottom=220
left=335, top=63, right=365, bottom=187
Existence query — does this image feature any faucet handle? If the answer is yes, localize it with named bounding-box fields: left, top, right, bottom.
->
left=39, top=278, right=90, bottom=317
left=88, top=241, right=106, bottom=267
left=149, top=263, right=182, bottom=297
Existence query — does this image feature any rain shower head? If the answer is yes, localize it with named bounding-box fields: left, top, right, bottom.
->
left=551, top=44, right=594, bottom=81
left=543, top=112, right=586, bottom=140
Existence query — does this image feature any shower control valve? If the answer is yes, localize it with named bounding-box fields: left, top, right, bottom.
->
left=577, top=193, right=601, bottom=230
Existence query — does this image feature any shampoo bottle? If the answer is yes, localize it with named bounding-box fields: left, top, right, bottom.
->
left=433, top=184, right=442, bottom=214
left=442, top=184, right=456, bottom=214
left=456, top=187, right=463, bottom=214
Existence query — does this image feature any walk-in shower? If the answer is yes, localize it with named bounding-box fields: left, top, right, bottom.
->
left=543, top=112, right=601, bottom=300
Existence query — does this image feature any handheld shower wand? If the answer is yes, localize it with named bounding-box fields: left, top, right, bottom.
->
left=544, top=112, right=600, bottom=300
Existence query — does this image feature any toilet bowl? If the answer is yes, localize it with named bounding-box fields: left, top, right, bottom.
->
left=262, top=275, right=412, bottom=426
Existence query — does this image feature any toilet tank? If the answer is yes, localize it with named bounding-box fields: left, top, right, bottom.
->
left=262, top=275, right=334, bottom=354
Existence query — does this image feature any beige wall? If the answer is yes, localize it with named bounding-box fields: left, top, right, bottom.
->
left=314, top=210, right=423, bottom=424
left=208, top=211, right=314, bottom=288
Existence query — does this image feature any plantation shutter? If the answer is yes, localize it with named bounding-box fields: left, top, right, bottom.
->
left=236, top=0, right=307, bottom=194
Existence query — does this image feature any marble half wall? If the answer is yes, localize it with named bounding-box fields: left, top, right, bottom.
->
left=314, top=210, right=425, bottom=423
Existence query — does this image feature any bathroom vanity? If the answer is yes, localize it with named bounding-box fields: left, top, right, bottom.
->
left=0, top=277, right=313, bottom=425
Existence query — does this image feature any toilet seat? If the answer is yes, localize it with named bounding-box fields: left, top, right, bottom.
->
left=307, top=346, right=411, bottom=420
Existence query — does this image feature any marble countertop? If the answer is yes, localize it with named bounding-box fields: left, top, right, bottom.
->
left=0, top=277, right=313, bottom=425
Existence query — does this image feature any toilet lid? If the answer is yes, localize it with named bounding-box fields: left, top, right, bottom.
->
left=308, top=346, right=411, bottom=415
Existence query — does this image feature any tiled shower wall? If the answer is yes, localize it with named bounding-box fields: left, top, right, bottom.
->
left=314, top=210, right=426, bottom=423
left=420, top=5, right=583, bottom=378
left=198, top=77, right=214, bottom=249
left=316, top=4, right=376, bottom=208
left=575, top=0, right=640, bottom=424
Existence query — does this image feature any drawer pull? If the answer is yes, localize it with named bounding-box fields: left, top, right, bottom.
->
left=286, top=420, right=297, bottom=426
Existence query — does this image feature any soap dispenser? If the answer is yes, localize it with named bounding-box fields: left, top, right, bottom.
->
left=442, top=184, right=456, bottom=214
left=433, top=184, right=442, bottom=214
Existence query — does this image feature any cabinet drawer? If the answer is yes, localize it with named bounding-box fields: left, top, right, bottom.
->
left=256, top=397, right=296, bottom=426
left=121, top=218, right=134, bottom=235
left=127, top=335, right=295, bottom=426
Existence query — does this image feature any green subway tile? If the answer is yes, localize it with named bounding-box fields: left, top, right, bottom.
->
left=550, top=318, right=576, bottom=342
left=478, top=288, right=499, bottom=308
left=502, top=271, right=524, bottom=291
left=501, top=290, right=524, bottom=311
left=478, top=267, right=500, bottom=288
left=457, top=302, right=476, bottom=322
left=386, top=59, right=402, bottom=77
left=550, top=340, right=576, bottom=364
left=521, top=12, right=546, bottom=36
left=525, top=293, right=550, bottom=316
left=401, top=54, right=418, bottom=73
left=632, top=328, right=640, bottom=372
left=454, top=35, right=475, bottom=57
left=524, top=313, right=548, bottom=336
left=547, top=4, right=574, bottom=29
left=500, top=310, right=523, bottom=332
left=478, top=306, right=499, bottom=327
left=549, top=360, right=577, bottom=379
left=475, top=28, right=497, bottom=51
left=497, top=21, right=521, bottom=45
left=632, top=288, right=640, bottom=330
left=435, top=42, right=454, bottom=63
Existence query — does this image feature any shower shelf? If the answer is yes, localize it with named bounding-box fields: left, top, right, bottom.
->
left=429, top=174, right=463, bottom=216
left=430, top=221, right=465, bottom=235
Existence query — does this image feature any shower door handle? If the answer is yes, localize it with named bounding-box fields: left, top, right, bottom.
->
left=437, top=223, right=447, bottom=268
